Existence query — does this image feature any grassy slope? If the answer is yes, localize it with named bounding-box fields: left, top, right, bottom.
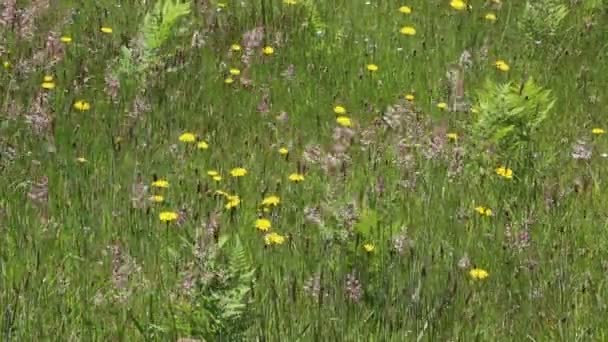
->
left=1, top=0, right=608, bottom=340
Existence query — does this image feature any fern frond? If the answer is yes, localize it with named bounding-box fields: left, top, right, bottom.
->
left=301, top=0, right=327, bottom=35
left=143, top=0, right=191, bottom=51
left=518, top=0, right=569, bottom=43
left=472, top=78, right=555, bottom=161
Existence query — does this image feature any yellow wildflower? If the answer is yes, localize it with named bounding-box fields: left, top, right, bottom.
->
left=336, top=116, right=352, bottom=127
left=494, top=60, right=510, bottom=72
left=405, top=94, right=415, bottom=101
left=485, top=13, right=497, bottom=22
left=230, top=167, right=247, bottom=177
left=264, top=232, right=286, bottom=245
left=399, top=6, right=412, bottom=14
left=591, top=128, right=605, bottom=135
left=159, top=211, right=178, bottom=222
left=363, top=243, right=375, bottom=253
left=450, top=0, right=467, bottom=10
left=367, top=64, right=378, bottom=72
left=263, top=46, right=274, bottom=55
left=179, top=132, right=196, bottom=143
left=283, top=0, right=298, bottom=4
left=333, top=105, right=347, bottom=115
left=150, top=195, right=164, bottom=203
left=197, top=141, right=209, bottom=149
left=469, top=268, right=489, bottom=280
left=231, top=44, right=242, bottom=52
left=474, top=206, right=492, bottom=217
left=400, top=26, right=416, bottom=36
left=495, top=166, right=513, bottom=179
left=255, top=218, right=272, bottom=231
left=2, top=61, right=10, bottom=69
left=278, top=147, right=289, bottom=155
left=60, top=36, right=72, bottom=43
left=208, top=170, right=219, bottom=177
left=212, top=175, right=222, bottom=181
left=41, top=81, right=55, bottom=89
left=446, top=133, right=458, bottom=141
left=225, top=195, right=241, bottom=209
left=100, top=26, right=113, bottom=34
left=73, top=100, right=91, bottom=111
left=229, top=68, right=241, bottom=76
left=224, top=77, right=234, bottom=84
left=437, top=102, right=448, bottom=110
left=76, top=157, right=87, bottom=163
left=152, top=179, right=170, bottom=188
left=261, top=195, right=280, bottom=207
left=288, top=173, right=305, bottom=182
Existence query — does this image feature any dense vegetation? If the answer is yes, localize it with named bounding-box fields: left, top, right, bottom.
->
left=1, top=0, right=607, bottom=340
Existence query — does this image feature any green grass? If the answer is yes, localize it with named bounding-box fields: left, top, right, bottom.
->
left=1, top=0, right=608, bottom=340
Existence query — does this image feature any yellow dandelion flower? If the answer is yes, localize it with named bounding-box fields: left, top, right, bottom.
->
left=150, top=195, right=164, bottom=203
left=41, top=81, right=55, bottom=89
left=152, top=179, right=170, bottom=188
left=179, top=132, right=196, bottom=143
left=446, top=133, right=458, bottom=141
left=60, top=36, right=72, bottom=43
left=229, top=68, right=241, bottom=76
left=474, top=206, right=492, bottom=216
left=231, top=44, right=242, bottom=52
left=363, top=243, right=375, bottom=253
left=336, top=116, right=352, bottom=127
left=591, top=128, right=605, bottom=135
left=333, top=105, right=347, bottom=115
left=485, top=13, right=497, bottom=22
left=230, top=167, right=248, bottom=177
left=159, top=211, right=179, bottom=222
left=264, top=232, right=286, bottom=245
left=399, top=6, right=412, bottom=14
left=494, top=60, right=510, bottom=72
left=225, top=195, right=241, bottom=209
left=212, top=175, right=222, bottom=181
left=495, top=166, right=513, bottom=179
left=76, top=157, right=87, bottom=163
left=43, top=75, right=53, bottom=82
left=278, top=147, right=289, bottom=155
left=208, top=170, right=219, bottom=177
left=288, top=173, right=305, bottom=182
left=255, top=218, right=272, bottom=231
left=450, top=0, right=467, bottom=10
left=261, top=195, right=280, bottom=207
left=400, top=26, right=416, bottom=36
left=469, top=268, right=489, bottom=280
left=283, top=0, right=298, bottom=5
left=73, top=100, right=91, bottom=111
left=100, top=26, right=113, bottom=34
left=224, top=77, right=234, bottom=84
left=367, top=64, right=379, bottom=72
left=437, top=102, right=448, bottom=110
left=197, top=141, right=209, bottom=149
left=405, top=94, right=415, bottom=101
left=263, top=46, right=274, bottom=55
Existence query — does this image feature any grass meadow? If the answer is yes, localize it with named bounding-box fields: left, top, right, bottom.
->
left=1, top=0, right=608, bottom=340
